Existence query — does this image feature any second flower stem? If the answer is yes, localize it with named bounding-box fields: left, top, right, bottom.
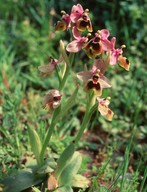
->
left=40, top=108, right=58, bottom=163
left=74, top=93, right=96, bottom=145
left=40, top=45, right=74, bottom=164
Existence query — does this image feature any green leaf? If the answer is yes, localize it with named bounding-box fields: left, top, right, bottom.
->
left=37, top=165, right=54, bottom=175
left=28, top=126, right=42, bottom=166
left=3, top=168, right=43, bottom=192
left=55, top=143, right=75, bottom=179
left=71, top=174, right=90, bottom=188
left=59, top=40, right=70, bottom=66
left=45, top=158, right=57, bottom=170
left=56, top=185, right=73, bottom=192
left=58, top=152, right=82, bottom=185
left=32, top=186, right=41, bottom=192
left=37, top=158, right=57, bottom=174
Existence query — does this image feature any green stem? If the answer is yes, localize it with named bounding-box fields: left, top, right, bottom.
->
left=59, top=65, right=69, bottom=91
left=59, top=53, right=74, bottom=91
left=40, top=106, right=60, bottom=163
left=74, top=92, right=96, bottom=145
left=55, top=65, right=62, bottom=85
left=74, top=107, right=90, bottom=145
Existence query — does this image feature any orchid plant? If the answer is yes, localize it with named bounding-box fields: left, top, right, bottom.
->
left=33, top=3, right=130, bottom=191
left=3, top=4, right=130, bottom=192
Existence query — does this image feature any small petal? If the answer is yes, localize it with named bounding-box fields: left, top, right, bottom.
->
left=72, top=26, right=81, bottom=40
left=70, top=4, right=84, bottom=23
left=99, top=29, right=113, bottom=51
left=67, top=27, right=88, bottom=53
left=99, top=29, right=110, bottom=39
left=101, top=39, right=113, bottom=51
left=98, top=103, right=108, bottom=116
left=38, top=64, right=55, bottom=77
left=92, top=59, right=108, bottom=74
left=99, top=75, right=111, bottom=88
left=111, top=37, right=116, bottom=48
left=77, top=71, right=92, bottom=83
left=92, top=59, right=104, bottom=73
left=66, top=40, right=83, bottom=52
left=110, top=49, right=121, bottom=65
left=38, top=57, right=58, bottom=77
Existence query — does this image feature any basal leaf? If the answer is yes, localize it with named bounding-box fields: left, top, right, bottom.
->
left=28, top=126, right=42, bottom=166
left=37, top=158, right=57, bottom=174
left=3, top=168, right=43, bottom=192
left=55, top=185, right=73, bottom=192
left=55, top=143, right=75, bottom=179
left=58, top=152, right=82, bottom=185
left=71, top=174, right=90, bottom=188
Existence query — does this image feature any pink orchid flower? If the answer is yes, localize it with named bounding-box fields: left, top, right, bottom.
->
left=70, top=4, right=84, bottom=23
left=38, top=56, right=63, bottom=77
left=99, top=29, right=113, bottom=51
left=61, top=11, right=71, bottom=30
left=84, top=33, right=102, bottom=58
left=38, top=57, right=59, bottom=77
left=43, top=89, right=62, bottom=111
left=98, top=30, right=126, bottom=67
left=109, top=37, right=122, bottom=65
left=77, top=59, right=111, bottom=96
left=109, top=40, right=130, bottom=70
left=117, top=53, right=130, bottom=71
left=55, top=11, right=71, bottom=31
left=66, top=27, right=88, bottom=52
left=97, top=97, right=114, bottom=121
left=76, top=9, right=93, bottom=32
left=70, top=4, right=92, bottom=32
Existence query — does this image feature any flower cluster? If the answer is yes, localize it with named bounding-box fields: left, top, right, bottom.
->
left=55, top=4, right=130, bottom=71
left=38, top=4, right=130, bottom=121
